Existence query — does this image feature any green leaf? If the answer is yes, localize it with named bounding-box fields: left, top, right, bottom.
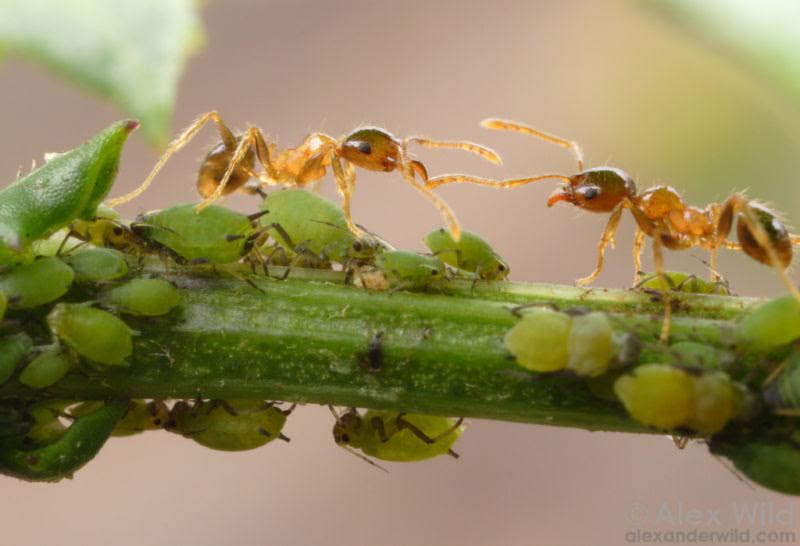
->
left=646, top=0, right=800, bottom=101
left=0, top=0, right=204, bottom=147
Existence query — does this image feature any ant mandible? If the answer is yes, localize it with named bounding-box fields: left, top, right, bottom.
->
left=108, top=111, right=502, bottom=241
left=426, top=118, right=800, bottom=341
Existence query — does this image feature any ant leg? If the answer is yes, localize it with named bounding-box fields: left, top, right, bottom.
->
left=398, top=144, right=462, bottom=241
left=330, top=155, right=365, bottom=239
left=197, top=126, right=261, bottom=211
left=426, top=173, right=570, bottom=190
left=632, top=229, right=646, bottom=286
left=109, top=111, right=235, bottom=206
left=481, top=118, right=585, bottom=171
left=406, top=137, right=501, bottom=165
left=651, top=230, right=672, bottom=343
left=576, top=202, right=625, bottom=287
left=709, top=248, right=720, bottom=282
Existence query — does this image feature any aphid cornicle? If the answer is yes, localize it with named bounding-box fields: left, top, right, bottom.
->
left=423, top=228, right=509, bottom=281
left=428, top=118, right=800, bottom=340
left=332, top=408, right=464, bottom=462
left=108, top=111, right=505, bottom=241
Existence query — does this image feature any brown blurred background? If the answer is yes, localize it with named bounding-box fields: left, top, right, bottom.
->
left=2, top=1, right=799, bottom=544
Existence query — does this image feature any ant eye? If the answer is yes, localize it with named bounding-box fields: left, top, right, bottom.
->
left=581, top=187, right=600, bottom=200
left=357, top=142, right=372, bottom=155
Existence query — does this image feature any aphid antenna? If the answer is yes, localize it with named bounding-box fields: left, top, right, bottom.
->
left=342, top=445, right=389, bottom=473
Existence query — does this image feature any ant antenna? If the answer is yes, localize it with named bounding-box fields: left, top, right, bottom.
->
left=481, top=118, right=585, bottom=171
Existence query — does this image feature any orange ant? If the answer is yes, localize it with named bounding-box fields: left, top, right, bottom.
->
left=108, top=111, right=502, bottom=241
left=427, top=118, right=800, bottom=341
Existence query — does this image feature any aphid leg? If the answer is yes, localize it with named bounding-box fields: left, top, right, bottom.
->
left=651, top=230, right=672, bottom=343
left=672, top=436, right=689, bottom=450
left=480, top=118, right=585, bottom=171
left=330, top=155, right=365, bottom=239
left=576, top=202, right=625, bottom=287
left=109, top=111, right=235, bottom=206
left=395, top=414, right=463, bottom=457
left=197, top=126, right=261, bottom=211
left=406, top=136, right=502, bottom=165
left=632, top=229, right=646, bottom=286
left=398, top=143, right=462, bottom=241
left=426, top=173, right=570, bottom=190
left=371, top=416, right=390, bottom=443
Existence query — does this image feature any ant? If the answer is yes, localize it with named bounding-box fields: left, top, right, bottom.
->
left=427, top=118, right=800, bottom=341
left=108, top=111, right=502, bottom=241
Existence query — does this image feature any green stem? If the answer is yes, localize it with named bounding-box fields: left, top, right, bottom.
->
left=0, top=266, right=760, bottom=434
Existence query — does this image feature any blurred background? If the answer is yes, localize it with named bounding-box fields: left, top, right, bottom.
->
left=1, top=1, right=799, bottom=544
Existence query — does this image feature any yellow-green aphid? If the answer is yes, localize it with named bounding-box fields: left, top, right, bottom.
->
left=168, top=400, right=291, bottom=451
left=24, top=402, right=70, bottom=446
left=614, top=364, right=695, bottom=430
left=734, top=295, right=800, bottom=351
left=638, top=271, right=727, bottom=295
left=0, top=257, right=74, bottom=309
left=63, top=248, right=128, bottom=283
left=688, top=371, right=735, bottom=435
left=19, top=346, right=72, bottom=389
left=259, top=189, right=388, bottom=265
left=0, top=333, right=33, bottom=385
left=763, top=350, right=800, bottom=416
left=710, top=438, right=800, bottom=495
left=0, top=120, right=136, bottom=266
left=374, top=251, right=446, bottom=290
left=423, top=228, right=509, bottom=280
left=332, top=409, right=464, bottom=462
left=504, top=308, right=571, bottom=372
left=68, top=203, right=121, bottom=246
left=71, top=400, right=169, bottom=437
left=47, top=303, right=133, bottom=366
left=667, top=341, right=726, bottom=369
left=566, top=312, right=615, bottom=377
left=136, top=204, right=259, bottom=264
left=103, top=278, right=180, bottom=316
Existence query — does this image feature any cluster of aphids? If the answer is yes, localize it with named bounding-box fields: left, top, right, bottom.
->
left=0, top=115, right=799, bottom=485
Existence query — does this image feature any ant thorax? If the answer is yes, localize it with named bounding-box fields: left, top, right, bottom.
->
left=635, top=186, right=715, bottom=240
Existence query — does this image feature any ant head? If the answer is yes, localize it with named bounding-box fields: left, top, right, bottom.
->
left=332, top=408, right=364, bottom=448
left=340, top=127, right=400, bottom=172
left=737, top=203, right=792, bottom=268
left=547, top=167, right=636, bottom=213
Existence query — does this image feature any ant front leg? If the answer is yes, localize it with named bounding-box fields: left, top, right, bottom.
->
left=632, top=229, right=646, bottom=287
left=109, top=111, right=236, bottom=207
left=576, top=202, right=625, bottom=287
left=331, top=154, right=365, bottom=239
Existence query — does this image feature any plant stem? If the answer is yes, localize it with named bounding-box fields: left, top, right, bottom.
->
left=0, top=265, right=760, bottom=434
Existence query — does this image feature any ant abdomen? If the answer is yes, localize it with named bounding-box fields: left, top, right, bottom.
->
left=196, top=139, right=256, bottom=198
left=737, top=203, right=792, bottom=268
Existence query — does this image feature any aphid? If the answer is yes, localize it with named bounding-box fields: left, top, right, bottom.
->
left=613, top=364, right=738, bottom=434
left=0, top=289, right=6, bottom=320
left=134, top=203, right=263, bottom=265
left=763, top=349, right=800, bottom=416
left=167, top=399, right=292, bottom=452
left=734, top=295, right=800, bottom=352
left=63, top=248, right=129, bottom=283
left=71, top=399, right=170, bottom=437
left=710, top=437, right=800, bottom=495
left=18, top=346, right=72, bottom=389
left=373, top=251, right=447, bottom=291
left=109, top=111, right=503, bottom=240
left=22, top=402, right=70, bottom=446
left=637, top=270, right=728, bottom=296
left=0, top=333, right=33, bottom=385
left=332, top=408, right=464, bottom=462
left=47, top=303, right=133, bottom=366
left=102, top=278, right=181, bottom=317
left=0, top=257, right=74, bottom=309
left=259, top=189, right=390, bottom=268
left=0, top=399, right=126, bottom=482
left=0, top=120, right=137, bottom=265
left=504, top=308, right=616, bottom=377
left=423, top=228, right=509, bottom=281
left=428, top=118, right=800, bottom=339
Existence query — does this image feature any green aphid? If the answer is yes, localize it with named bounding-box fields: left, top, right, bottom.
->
left=638, top=271, right=728, bottom=295
left=734, top=295, right=800, bottom=351
left=0, top=333, right=33, bottom=385
left=64, top=248, right=129, bottom=283
left=168, top=400, right=292, bottom=451
left=0, top=399, right=126, bottom=482
left=260, top=189, right=389, bottom=265
left=423, top=228, right=509, bottom=280
left=0, top=120, right=137, bottom=265
left=763, top=349, right=800, bottom=416
left=72, top=400, right=169, bottom=437
left=103, top=278, right=180, bottom=316
left=332, top=409, right=464, bottom=462
left=0, top=257, right=74, bottom=309
left=135, top=203, right=259, bottom=265
left=24, top=402, right=70, bottom=447
left=47, top=303, right=133, bottom=366
left=710, top=437, right=800, bottom=495
left=0, top=404, right=34, bottom=443
left=374, top=251, right=446, bottom=290
left=667, top=341, right=726, bottom=370
left=19, top=346, right=72, bottom=389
